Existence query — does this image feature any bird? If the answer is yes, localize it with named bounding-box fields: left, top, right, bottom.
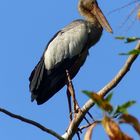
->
left=29, top=0, right=113, bottom=105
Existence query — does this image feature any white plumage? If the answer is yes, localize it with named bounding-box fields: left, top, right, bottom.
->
left=44, top=22, right=88, bottom=70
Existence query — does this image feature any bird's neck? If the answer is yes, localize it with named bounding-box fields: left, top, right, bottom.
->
left=78, top=1, right=102, bottom=29
left=85, top=14, right=101, bottom=28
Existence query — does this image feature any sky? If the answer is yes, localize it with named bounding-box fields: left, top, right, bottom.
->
left=0, top=0, right=140, bottom=139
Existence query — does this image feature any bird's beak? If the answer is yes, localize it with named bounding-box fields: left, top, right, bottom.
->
left=91, top=2, right=113, bottom=33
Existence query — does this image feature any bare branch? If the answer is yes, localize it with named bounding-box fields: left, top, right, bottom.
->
left=0, top=107, right=64, bottom=140
left=63, top=41, right=140, bottom=139
left=79, top=120, right=101, bottom=132
left=1, top=42, right=140, bottom=140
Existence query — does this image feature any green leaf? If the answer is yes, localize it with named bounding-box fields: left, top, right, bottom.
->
left=105, top=93, right=113, bottom=103
left=119, top=52, right=127, bottom=55
left=82, top=91, right=113, bottom=113
left=113, top=101, right=136, bottom=117
left=120, top=101, right=136, bottom=109
left=128, top=50, right=140, bottom=55
left=115, top=36, right=126, bottom=40
left=82, top=90, right=94, bottom=99
left=125, top=37, right=140, bottom=43
left=119, top=114, right=140, bottom=136
left=119, top=49, right=140, bottom=55
left=115, top=36, right=140, bottom=43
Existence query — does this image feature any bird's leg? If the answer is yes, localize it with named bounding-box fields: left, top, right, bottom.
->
left=66, top=70, right=93, bottom=119
left=66, top=88, right=72, bottom=121
left=66, top=70, right=80, bottom=117
left=65, top=69, right=94, bottom=133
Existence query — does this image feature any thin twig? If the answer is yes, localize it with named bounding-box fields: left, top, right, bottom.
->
left=79, top=120, right=101, bottom=131
left=119, top=5, right=137, bottom=28
left=63, top=41, right=140, bottom=139
left=108, top=0, right=139, bottom=14
left=0, top=107, right=64, bottom=140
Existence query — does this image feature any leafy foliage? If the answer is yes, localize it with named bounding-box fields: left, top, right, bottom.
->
left=119, top=49, right=140, bottom=55
left=102, top=115, right=133, bottom=140
left=119, top=114, right=140, bottom=136
left=105, top=93, right=113, bottom=103
left=113, top=101, right=136, bottom=118
left=115, top=36, right=140, bottom=56
left=83, top=91, right=139, bottom=140
left=82, top=91, right=113, bottom=113
left=115, top=36, right=140, bottom=43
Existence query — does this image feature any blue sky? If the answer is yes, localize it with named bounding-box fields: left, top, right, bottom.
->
left=0, top=0, right=140, bottom=139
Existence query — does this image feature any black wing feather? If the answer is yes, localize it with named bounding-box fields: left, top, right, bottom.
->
left=29, top=54, right=87, bottom=105
left=29, top=56, right=45, bottom=91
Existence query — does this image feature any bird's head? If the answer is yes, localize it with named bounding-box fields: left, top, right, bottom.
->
left=78, top=0, right=113, bottom=33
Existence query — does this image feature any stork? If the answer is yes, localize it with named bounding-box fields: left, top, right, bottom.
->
left=29, top=0, right=112, bottom=105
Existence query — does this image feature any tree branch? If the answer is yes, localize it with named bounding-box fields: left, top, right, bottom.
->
left=0, top=107, right=64, bottom=140
left=63, top=41, right=140, bottom=140
left=0, top=42, right=139, bottom=140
